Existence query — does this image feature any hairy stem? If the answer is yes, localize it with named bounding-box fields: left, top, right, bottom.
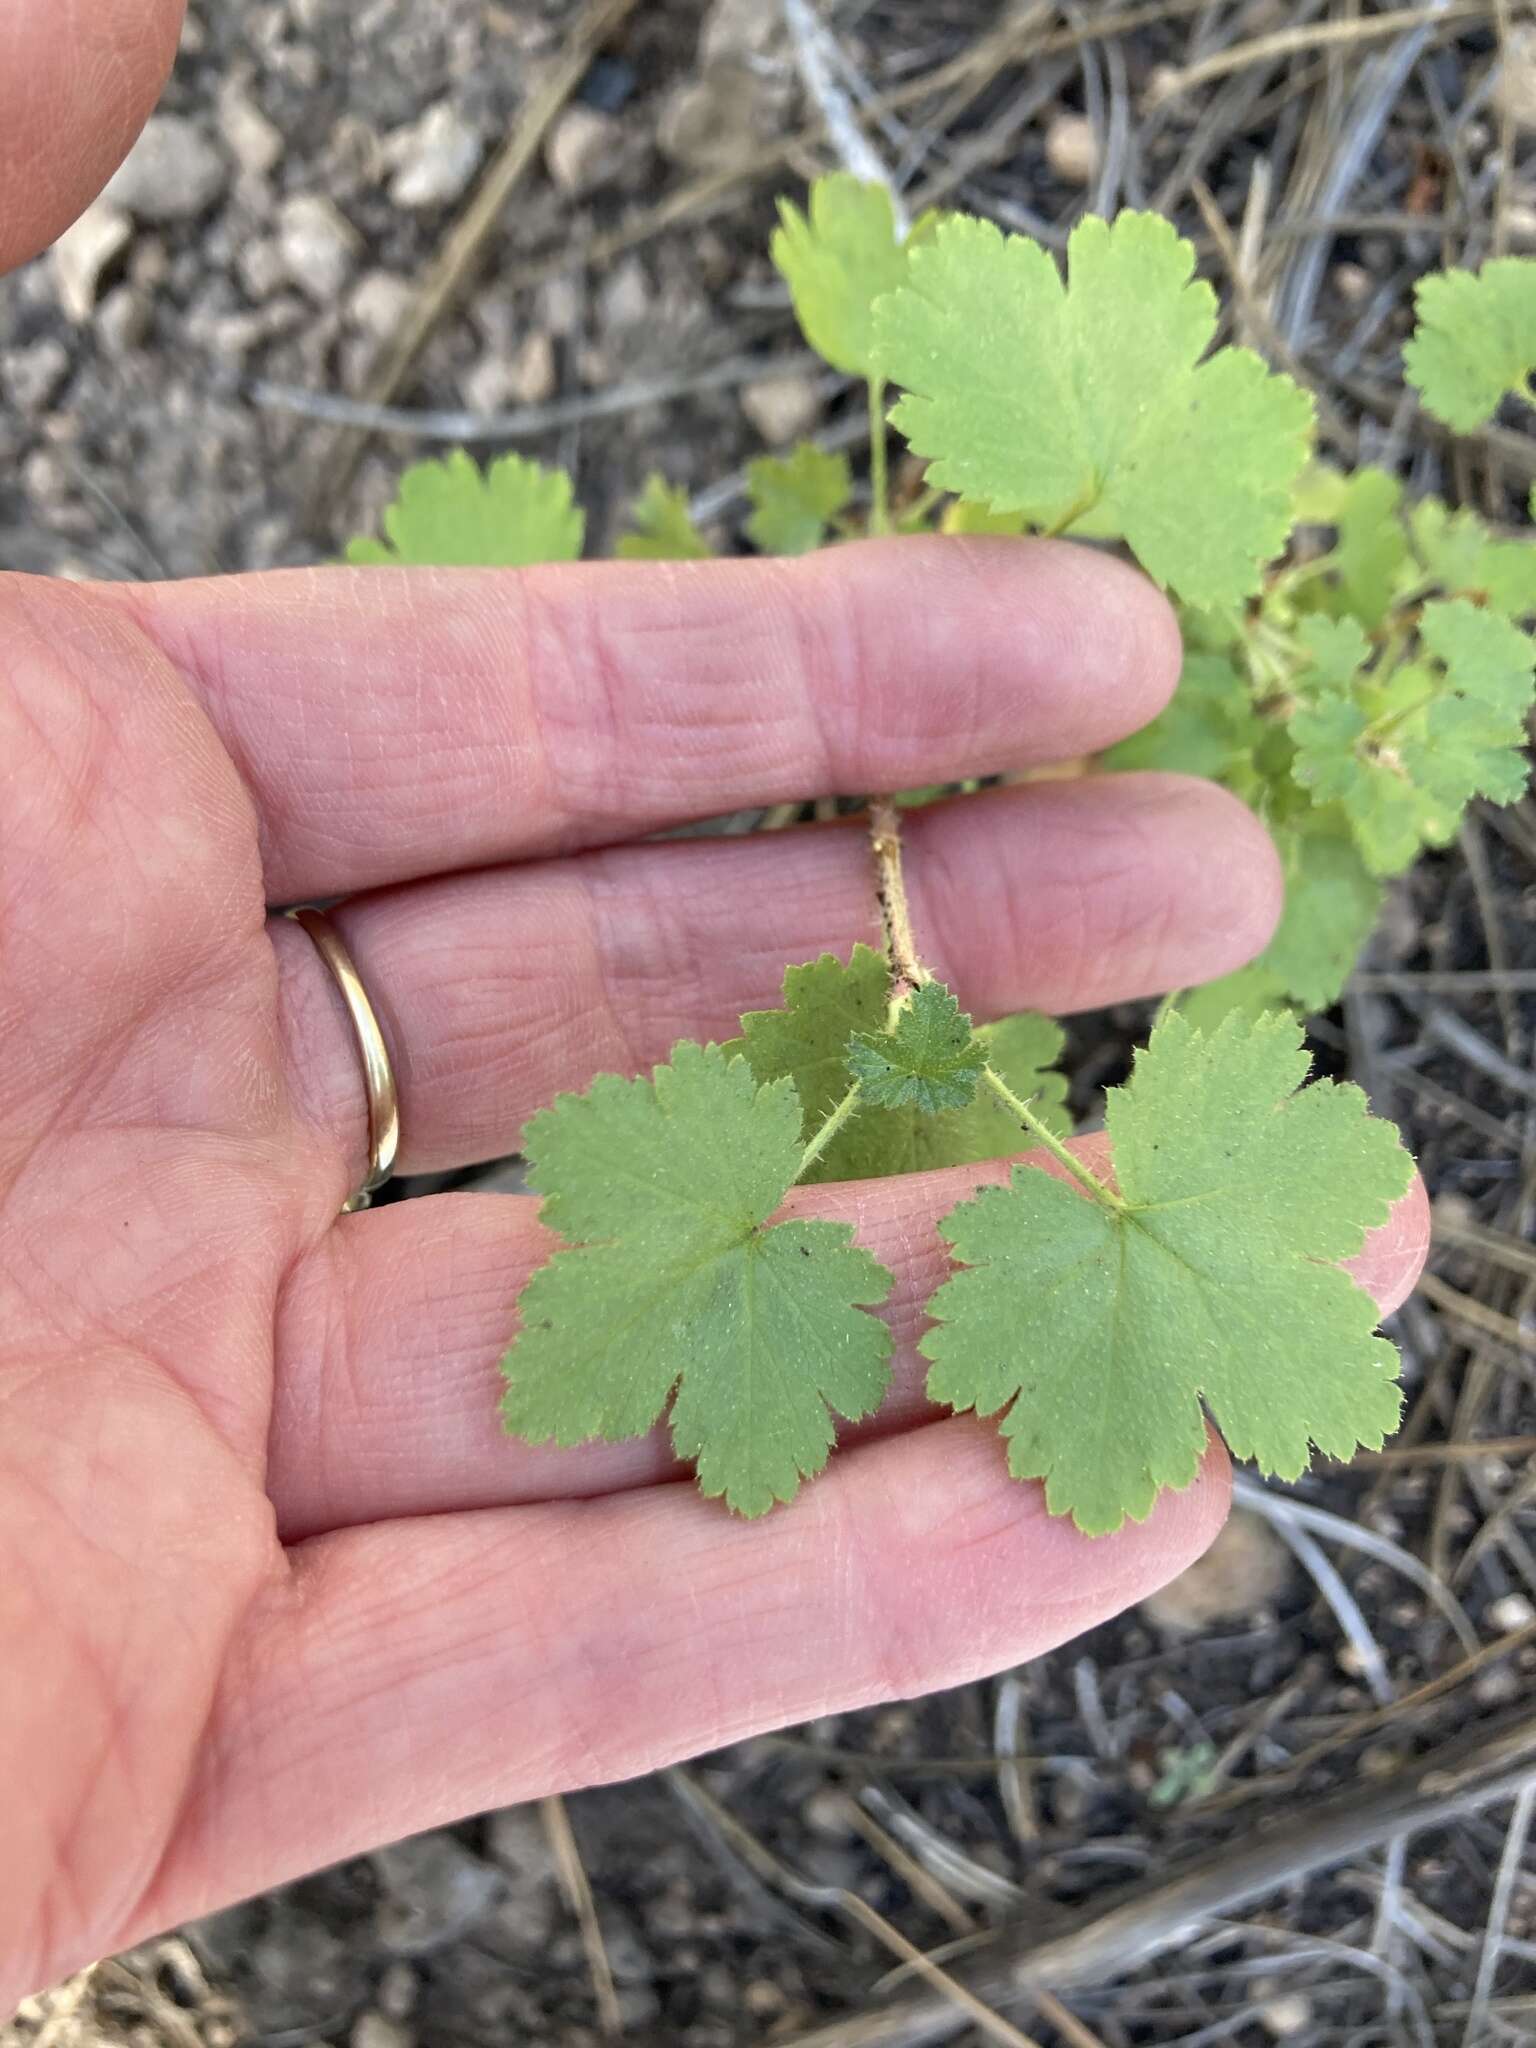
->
left=868, top=795, right=928, bottom=1005
left=796, top=1081, right=863, bottom=1182
left=867, top=376, right=891, bottom=536
left=982, top=1067, right=1126, bottom=1214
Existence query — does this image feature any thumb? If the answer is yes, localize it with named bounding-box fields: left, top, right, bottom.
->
left=0, top=0, right=186, bottom=275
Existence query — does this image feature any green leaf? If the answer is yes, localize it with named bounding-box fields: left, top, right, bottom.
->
left=1176, top=961, right=1293, bottom=1033
left=346, top=450, right=584, bottom=566
left=941, top=500, right=1030, bottom=536
left=1404, top=257, right=1536, bottom=432
left=1294, top=614, right=1371, bottom=698
left=848, top=982, right=987, bottom=1113
left=1409, top=497, right=1536, bottom=618
left=1101, top=653, right=1262, bottom=780
left=1262, top=815, right=1384, bottom=1011
left=873, top=211, right=1313, bottom=609
left=1334, top=467, right=1409, bottom=628
left=921, top=1010, right=1412, bottom=1535
left=771, top=174, right=913, bottom=377
left=745, top=444, right=852, bottom=555
left=731, top=948, right=1069, bottom=1184
left=1289, top=693, right=1427, bottom=876
left=616, top=474, right=713, bottom=560
left=500, top=1042, right=893, bottom=1516
left=1402, top=598, right=1536, bottom=812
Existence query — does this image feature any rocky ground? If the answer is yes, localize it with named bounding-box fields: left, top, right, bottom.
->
left=6, top=2, right=1536, bottom=2045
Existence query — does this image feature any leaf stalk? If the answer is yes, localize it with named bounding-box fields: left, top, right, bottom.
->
left=981, top=1066, right=1126, bottom=1214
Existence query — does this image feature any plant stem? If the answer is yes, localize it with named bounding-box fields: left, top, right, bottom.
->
left=867, top=376, right=891, bottom=536
left=867, top=795, right=927, bottom=1003
left=796, top=1081, right=863, bottom=1182
left=981, top=1066, right=1126, bottom=1214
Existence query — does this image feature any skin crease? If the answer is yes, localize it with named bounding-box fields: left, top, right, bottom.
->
left=0, top=2, right=1430, bottom=2008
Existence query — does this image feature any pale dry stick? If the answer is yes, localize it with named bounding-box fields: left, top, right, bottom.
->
left=783, top=0, right=905, bottom=226
left=1463, top=1781, right=1536, bottom=2048
left=252, top=347, right=822, bottom=444
left=1157, top=1, right=1489, bottom=101
left=773, top=1710, right=1536, bottom=2048
left=1199, top=1619, right=1536, bottom=1818
left=666, top=1767, right=1042, bottom=2048
left=993, top=1673, right=1039, bottom=1844
left=1233, top=153, right=1273, bottom=350
left=307, top=0, right=638, bottom=524
left=1418, top=1271, right=1536, bottom=1359
left=1352, top=969, right=1536, bottom=994
left=1432, top=1214, right=1536, bottom=1282
left=541, top=1794, right=623, bottom=2041
left=868, top=796, right=928, bottom=1001
left=482, top=0, right=1234, bottom=312
left=1352, top=1434, right=1536, bottom=1465
left=858, top=1783, right=1026, bottom=1910
left=1426, top=1005, right=1536, bottom=1105
left=844, top=1798, right=976, bottom=1939
left=1188, top=178, right=1358, bottom=451
left=1232, top=1474, right=1479, bottom=1654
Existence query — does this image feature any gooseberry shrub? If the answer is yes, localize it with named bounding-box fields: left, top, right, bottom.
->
left=347, top=178, right=1536, bottom=1533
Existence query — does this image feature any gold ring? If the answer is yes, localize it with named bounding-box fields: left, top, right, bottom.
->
left=286, top=907, right=401, bottom=1211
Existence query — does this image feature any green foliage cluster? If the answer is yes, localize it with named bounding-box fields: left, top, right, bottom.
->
left=346, top=175, right=1536, bottom=1533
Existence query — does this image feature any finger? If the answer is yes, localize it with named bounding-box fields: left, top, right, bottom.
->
left=152, top=1417, right=1231, bottom=1938
left=269, top=1136, right=1431, bottom=1537
left=275, top=773, right=1282, bottom=1180
left=0, top=0, right=185, bottom=274
left=111, top=538, right=1182, bottom=901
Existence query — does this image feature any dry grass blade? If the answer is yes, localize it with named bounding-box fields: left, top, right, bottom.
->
left=1156, top=2, right=1491, bottom=100
left=1463, top=1781, right=1536, bottom=2046
left=1418, top=1271, right=1536, bottom=1357
left=774, top=1712, right=1536, bottom=2048
left=305, top=0, right=639, bottom=524
left=542, top=1794, right=623, bottom=2040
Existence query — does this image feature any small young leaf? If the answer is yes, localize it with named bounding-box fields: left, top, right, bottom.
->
left=1404, top=257, right=1536, bottom=432
left=1101, top=653, right=1262, bottom=780
left=346, top=450, right=584, bottom=566
left=745, top=444, right=853, bottom=555
left=500, top=1043, right=893, bottom=1517
left=873, top=211, right=1314, bottom=609
left=1290, top=600, right=1536, bottom=875
left=1294, top=614, right=1371, bottom=698
left=1261, top=815, right=1384, bottom=1012
left=616, top=474, right=713, bottom=560
left=921, top=1010, right=1413, bottom=1535
left=847, top=982, right=987, bottom=1113
left=731, top=948, right=1069, bottom=1184
left=1333, top=468, right=1409, bottom=629
left=1410, top=497, right=1536, bottom=617
left=771, top=174, right=914, bottom=377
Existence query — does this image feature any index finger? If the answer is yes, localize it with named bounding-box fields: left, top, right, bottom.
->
left=108, top=537, right=1183, bottom=901
left=0, top=0, right=185, bottom=274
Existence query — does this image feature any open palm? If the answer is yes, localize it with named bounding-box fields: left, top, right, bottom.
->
left=0, top=3, right=1428, bottom=2006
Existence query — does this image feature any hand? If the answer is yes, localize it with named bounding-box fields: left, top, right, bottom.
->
left=1, top=5, right=1429, bottom=2004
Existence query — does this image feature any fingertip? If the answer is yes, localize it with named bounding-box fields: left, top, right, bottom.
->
left=0, top=0, right=186, bottom=275
left=1347, top=1171, right=1431, bottom=1318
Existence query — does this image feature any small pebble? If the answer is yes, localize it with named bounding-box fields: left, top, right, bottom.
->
left=389, top=103, right=482, bottom=210
left=1045, top=112, right=1099, bottom=187
left=1260, top=1994, right=1313, bottom=2039
left=351, top=2014, right=412, bottom=2048
left=1490, top=1592, right=1536, bottom=1633
left=105, top=115, right=228, bottom=222
left=277, top=193, right=362, bottom=302
left=740, top=370, right=821, bottom=445
left=1141, top=1511, right=1290, bottom=1632
left=50, top=202, right=132, bottom=323
left=545, top=106, right=619, bottom=195
left=219, top=75, right=284, bottom=178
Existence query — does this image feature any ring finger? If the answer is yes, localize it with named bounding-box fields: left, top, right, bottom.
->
left=274, top=770, right=1281, bottom=1182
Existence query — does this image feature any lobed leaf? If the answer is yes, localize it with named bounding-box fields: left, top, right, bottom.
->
left=1404, top=257, right=1536, bottom=433
left=346, top=450, right=584, bottom=567
left=847, top=981, right=987, bottom=1113
left=771, top=174, right=917, bottom=378
left=872, top=211, right=1314, bottom=609
left=616, top=474, right=713, bottom=560
left=745, top=444, right=853, bottom=555
left=500, top=1042, right=893, bottom=1516
left=731, top=947, right=1069, bottom=1184
left=921, top=1011, right=1413, bottom=1535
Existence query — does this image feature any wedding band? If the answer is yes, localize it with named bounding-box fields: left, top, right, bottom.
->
left=287, top=907, right=401, bottom=1211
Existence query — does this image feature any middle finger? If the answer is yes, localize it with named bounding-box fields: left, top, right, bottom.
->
left=273, top=771, right=1279, bottom=1180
